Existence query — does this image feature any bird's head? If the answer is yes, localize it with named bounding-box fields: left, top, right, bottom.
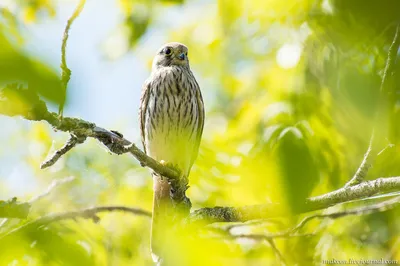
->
left=152, top=42, right=189, bottom=70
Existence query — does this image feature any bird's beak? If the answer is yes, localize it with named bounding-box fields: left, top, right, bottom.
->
left=178, top=53, right=185, bottom=60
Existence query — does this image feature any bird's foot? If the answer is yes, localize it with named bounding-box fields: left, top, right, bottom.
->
left=169, top=176, right=191, bottom=215
left=158, top=160, right=190, bottom=213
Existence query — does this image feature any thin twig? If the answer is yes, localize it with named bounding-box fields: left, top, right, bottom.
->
left=59, top=0, right=86, bottom=116
left=377, top=142, right=395, bottom=156
left=0, top=177, right=76, bottom=227
left=231, top=232, right=314, bottom=240
left=290, top=196, right=400, bottom=235
left=28, top=176, right=76, bottom=204
left=266, top=239, right=287, bottom=266
left=345, top=133, right=374, bottom=187
left=40, top=135, right=86, bottom=169
left=0, top=206, right=151, bottom=240
left=345, top=25, right=400, bottom=187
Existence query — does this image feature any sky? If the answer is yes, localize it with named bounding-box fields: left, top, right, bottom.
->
left=23, top=0, right=147, bottom=128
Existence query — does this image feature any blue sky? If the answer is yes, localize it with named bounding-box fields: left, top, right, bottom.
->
left=23, top=0, right=147, bottom=129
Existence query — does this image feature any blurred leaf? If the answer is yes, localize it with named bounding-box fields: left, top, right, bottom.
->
left=18, top=0, right=56, bottom=23
left=0, top=197, right=30, bottom=218
left=0, top=31, right=63, bottom=104
left=125, top=9, right=150, bottom=46
left=0, top=83, right=49, bottom=119
left=118, top=0, right=152, bottom=48
left=0, top=225, right=96, bottom=266
left=0, top=8, right=23, bottom=43
left=273, top=126, right=319, bottom=212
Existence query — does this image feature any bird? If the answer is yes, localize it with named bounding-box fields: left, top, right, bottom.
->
left=138, top=42, right=204, bottom=263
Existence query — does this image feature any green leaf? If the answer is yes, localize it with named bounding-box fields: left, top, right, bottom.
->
left=273, top=126, right=319, bottom=212
left=0, top=31, right=63, bottom=104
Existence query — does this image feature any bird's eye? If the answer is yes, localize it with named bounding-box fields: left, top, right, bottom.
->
left=164, top=47, right=172, bottom=55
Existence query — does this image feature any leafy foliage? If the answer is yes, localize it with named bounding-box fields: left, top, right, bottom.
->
left=0, top=0, right=400, bottom=265
left=0, top=15, right=63, bottom=104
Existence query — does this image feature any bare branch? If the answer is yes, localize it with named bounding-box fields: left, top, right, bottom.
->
left=59, top=0, right=86, bottom=116
left=266, top=239, right=287, bottom=266
left=380, top=26, right=400, bottom=95
left=40, top=135, right=86, bottom=169
left=0, top=206, right=151, bottom=240
left=377, top=142, right=395, bottom=156
left=345, top=133, right=375, bottom=187
left=28, top=176, right=76, bottom=204
left=291, top=195, right=400, bottom=234
left=228, top=232, right=314, bottom=241
left=345, top=25, right=400, bottom=187
left=190, top=177, right=400, bottom=223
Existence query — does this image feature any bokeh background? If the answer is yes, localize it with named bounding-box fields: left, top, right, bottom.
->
left=1, top=0, right=400, bottom=265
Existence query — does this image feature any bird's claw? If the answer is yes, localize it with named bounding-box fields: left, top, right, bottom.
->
left=158, top=160, right=190, bottom=212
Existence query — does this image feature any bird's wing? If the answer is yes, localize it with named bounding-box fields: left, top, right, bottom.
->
left=138, top=80, right=151, bottom=154
left=191, top=83, right=205, bottom=166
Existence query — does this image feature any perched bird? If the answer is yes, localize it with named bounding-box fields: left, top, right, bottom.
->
left=138, top=42, right=204, bottom=263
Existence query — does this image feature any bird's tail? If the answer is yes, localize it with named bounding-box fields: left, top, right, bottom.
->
left=151, top=174, right=173, bottom=264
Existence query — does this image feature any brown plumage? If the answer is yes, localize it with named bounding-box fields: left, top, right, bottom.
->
left=138, top=42, right=204, bottom=263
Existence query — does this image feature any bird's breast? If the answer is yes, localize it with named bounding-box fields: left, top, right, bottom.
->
left=144, top=67, right=200, bottom=172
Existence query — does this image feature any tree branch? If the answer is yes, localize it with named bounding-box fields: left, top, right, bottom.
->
left=41, top=135, right=86, bottom=169
left=28, top=176, right=76, bottom=204
left=190, top=176, right=400, bottom=223
left=291, top=195, right=400, bottom=235
left=0, top=206, right=151, bottom=240
left=266, top=239, right=287, bottom=266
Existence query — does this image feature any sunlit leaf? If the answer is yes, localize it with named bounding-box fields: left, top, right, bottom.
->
left=0, top=32, right=63, bottom=104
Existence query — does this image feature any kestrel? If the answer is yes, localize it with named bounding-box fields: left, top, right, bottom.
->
left=138, top=42, right=204, bottom=263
